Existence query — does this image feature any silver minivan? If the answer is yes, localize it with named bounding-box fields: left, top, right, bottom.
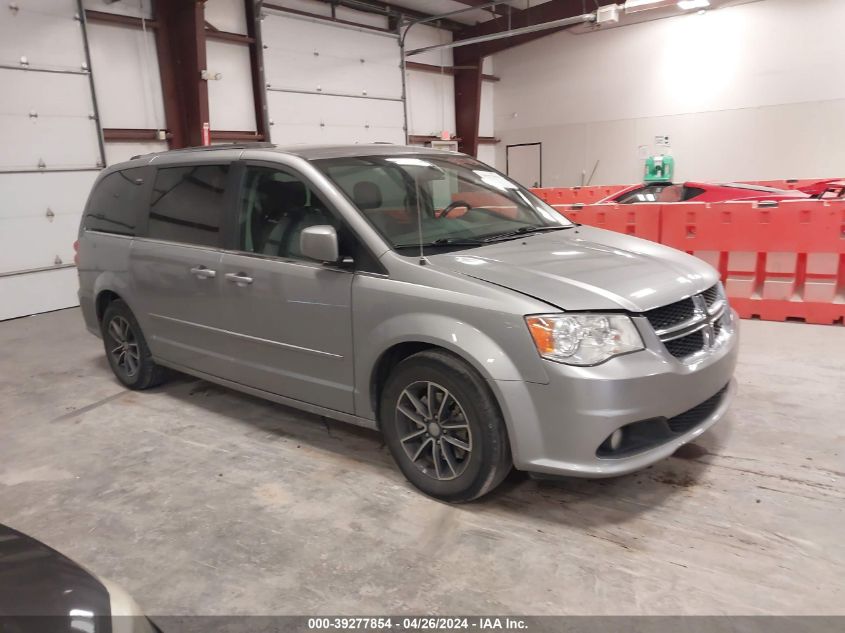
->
left=77, top=144, right=738, bottom=501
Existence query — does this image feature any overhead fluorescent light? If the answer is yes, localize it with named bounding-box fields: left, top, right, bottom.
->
left=624, top=0, right=676, bottom=14
left=678, top=0, right=710, bottom=9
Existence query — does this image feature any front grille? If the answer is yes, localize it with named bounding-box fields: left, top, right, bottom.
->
left=664, top=330, right=705, bottom=359
left=644, top=297, right=695, bottom=331
left=701, top=284, right=720, bottom=308
left=643, top=284, right=727, bottom=361
left=668, top=384, right=730, bottom=433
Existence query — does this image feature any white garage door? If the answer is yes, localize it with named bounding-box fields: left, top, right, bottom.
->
left=0, top=0, right=103, bottom=320
left=262, top=10, right=406, bottom=146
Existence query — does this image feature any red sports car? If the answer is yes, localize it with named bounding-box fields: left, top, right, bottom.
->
left=599, top=181, right=834, bottom=204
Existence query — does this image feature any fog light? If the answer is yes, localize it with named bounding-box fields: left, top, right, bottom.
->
left=609, top=429, right=624, bottom=451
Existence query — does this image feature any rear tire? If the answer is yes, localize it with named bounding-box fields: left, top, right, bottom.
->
left=380, top=350, right=512, bottom=502
left=101, top=299, right=168, bottom=390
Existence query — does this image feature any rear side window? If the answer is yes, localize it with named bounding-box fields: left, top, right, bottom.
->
left=84, top=168, right=146, bottom=235
left=147, top=165, right=229, bottom=247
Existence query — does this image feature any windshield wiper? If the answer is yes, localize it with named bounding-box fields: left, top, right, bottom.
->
left=394, top=237, right=484, bottom=249
left=481, top=226, right=572, bottom=242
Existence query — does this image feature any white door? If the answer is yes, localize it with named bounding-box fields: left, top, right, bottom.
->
left=0, top=0, right=104, bottom=320
left=261, top=10, right=405, bottom=145
left=506, top=143, right=542, bottom=188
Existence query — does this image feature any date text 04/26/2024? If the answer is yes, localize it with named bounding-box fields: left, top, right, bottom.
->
left=307, top=617, right=528, bottom=630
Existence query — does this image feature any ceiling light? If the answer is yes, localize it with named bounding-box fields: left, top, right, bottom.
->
left=624, top=0, right=675, bottom=13
left=678, top=0, right=710, bottom=9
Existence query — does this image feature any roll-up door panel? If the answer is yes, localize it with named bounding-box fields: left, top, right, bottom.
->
left=268, top=91, right=405, bottom=145
left=262, top=11, right=405, bottom=146
left=264, top=16, right=401, bottom=99
left=0, top=0, right=104, bottom=319
left=0, top=68, right=100, bottom=170
left=0, top=2, right=86, bottom=72
left=0, top=171, right=97, bottom=274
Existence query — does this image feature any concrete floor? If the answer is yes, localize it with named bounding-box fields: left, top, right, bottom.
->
left=0, top=308, right=842, bottom=616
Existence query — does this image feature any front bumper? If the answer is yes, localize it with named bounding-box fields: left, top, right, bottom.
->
left=494, top=310, right=740, bottom=477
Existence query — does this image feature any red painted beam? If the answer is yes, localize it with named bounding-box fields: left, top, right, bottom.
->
left=454, top=65, right=483, bottom=157
left=103, top=128, right=167, bottom=142
left=84, top=10, right=158, bottom=29
left=153, top=0, right=209, bottom=148
left=405, top=61, right=500, bottom=82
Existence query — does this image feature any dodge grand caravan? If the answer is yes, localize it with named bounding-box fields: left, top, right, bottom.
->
left=77, top=144, right=738, bottom=502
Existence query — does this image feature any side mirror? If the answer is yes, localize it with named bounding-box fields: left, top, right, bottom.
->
left=300, top=225, right=339, bottom=263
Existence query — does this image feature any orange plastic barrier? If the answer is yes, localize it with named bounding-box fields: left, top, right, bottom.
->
left=531, top=185, right=628, bottom=205
left=660, top=200, right=845, bottom=324
left=553, top=203, right=662, bottom=243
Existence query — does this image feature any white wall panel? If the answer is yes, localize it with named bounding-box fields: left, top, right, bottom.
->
left=477, top=144, right=497, bottom=169
left=479, top=81, right=494, bottom=138
left=81, top=0, right=152, bottom=20
left=268, top=0, right=332, bottom=18
left=104, top=141, right=167, bottom=166
left=87, top=23, right=165, bottom=130
left=406, top=70, right=454, bottom=137
left=264, top=14, right=402, bottom=99
left=207, top=40, right=257, bottom=132
left=205, top=0, right=248, bottom=34
left=403, top=23, right=452, bottom=66
left=0, top=268, right=80, bottom=321
left=335, top=6, right=388, bottom=29
left=493, top=0, right=845, bottom=184
left=268, top=92, right=405, bottom=146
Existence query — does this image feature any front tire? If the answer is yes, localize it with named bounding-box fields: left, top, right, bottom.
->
left=101, top=300, right=168, bottom=390
left=380, top=350, right=511, bottom=502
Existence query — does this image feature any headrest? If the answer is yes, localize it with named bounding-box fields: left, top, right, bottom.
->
left=353, top=181, right=382, bottom=211
left=259, top=179, right=307, bottom=209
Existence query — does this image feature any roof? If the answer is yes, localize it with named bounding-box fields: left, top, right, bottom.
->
left=132, top=143, right=459, bottom=162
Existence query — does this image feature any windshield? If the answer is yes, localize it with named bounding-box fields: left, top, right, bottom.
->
left=314, top=154, right=573, bottom=252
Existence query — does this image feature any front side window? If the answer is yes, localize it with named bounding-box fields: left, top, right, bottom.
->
left=237, top=166, right=340, bottom=259
left=84, top=167, right=147, bottom=236
left=147, top=164, right=229, bottom=247
left=315, top=155, right=572, bottom=253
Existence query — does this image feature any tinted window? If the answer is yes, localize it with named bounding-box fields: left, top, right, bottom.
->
left=682, top=186, right=706, bottom=201
left=237, top=166, right=340, bottom=259
left=147, top=165, right=229, bottom=247
left=84, top=168, right=146, bottom=235
left=616, top=184, right=670, bottom=204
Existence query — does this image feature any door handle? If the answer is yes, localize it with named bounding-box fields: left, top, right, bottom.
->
left=225, top=272, right=254, bottom=286
left=190, top=266, right=216, bottom=279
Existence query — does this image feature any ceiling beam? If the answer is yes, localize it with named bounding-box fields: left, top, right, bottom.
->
left=448, top=0, right=511, bottom=18
left=453, top=0, right=613, bottom=62
left=309, top=0, right=468, bottom=31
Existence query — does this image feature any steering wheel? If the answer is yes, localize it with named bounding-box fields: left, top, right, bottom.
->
left=439, top=200, right=473, bottom=219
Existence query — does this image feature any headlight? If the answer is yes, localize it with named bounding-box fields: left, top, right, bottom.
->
left=525, top=313, right=644, bottom=366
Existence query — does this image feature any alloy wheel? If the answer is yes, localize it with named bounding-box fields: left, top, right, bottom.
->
left=107, top=315, right=140, bottom=378
left=395, top=381, right=473, bottom=481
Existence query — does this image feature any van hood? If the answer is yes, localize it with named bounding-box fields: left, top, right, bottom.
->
left=426, top=226, right=719, bottom=313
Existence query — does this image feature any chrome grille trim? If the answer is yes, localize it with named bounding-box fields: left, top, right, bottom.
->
left=644, top=284, right=729, bottom=361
